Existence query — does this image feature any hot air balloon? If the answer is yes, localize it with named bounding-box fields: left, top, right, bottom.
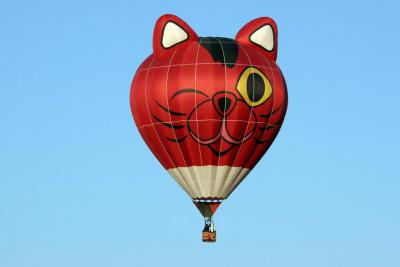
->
left=130, top=14, right=288, bottom=242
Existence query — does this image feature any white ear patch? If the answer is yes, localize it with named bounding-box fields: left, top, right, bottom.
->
left=162, top=22, right=188, bottom=48
left=250, top=24, right=274, bottom=51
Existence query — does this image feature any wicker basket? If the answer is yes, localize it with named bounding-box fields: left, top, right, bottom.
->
left=202, top=231, right=217, bottom=242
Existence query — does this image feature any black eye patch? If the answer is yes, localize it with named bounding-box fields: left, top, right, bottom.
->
left=199, top=37, right=238, bottom=68
left=247, top=73, right=265, bottom=102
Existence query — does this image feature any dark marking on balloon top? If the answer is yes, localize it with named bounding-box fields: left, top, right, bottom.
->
left=199, top=37, right=239, bottom=68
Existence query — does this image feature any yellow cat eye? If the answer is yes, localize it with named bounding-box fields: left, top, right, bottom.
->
left=236, top=67, right=272, bottom=107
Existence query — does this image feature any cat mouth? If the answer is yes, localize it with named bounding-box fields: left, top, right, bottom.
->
left=187, top=118, right=254, bottom=145
left=188, top=119, right=254, bottom=156
left=151, top=88, right=282, bottom=156
left=207, top=142, right=235, bottom=156
left=186, top=93, right=257, bottom=156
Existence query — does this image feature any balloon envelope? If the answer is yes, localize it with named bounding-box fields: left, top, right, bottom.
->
left=130, top=14, right=287, bottom=230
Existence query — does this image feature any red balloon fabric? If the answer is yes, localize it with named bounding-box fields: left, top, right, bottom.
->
left=130, top=14, right=287, bottom=203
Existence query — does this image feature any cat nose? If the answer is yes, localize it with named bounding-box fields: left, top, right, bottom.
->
left=213, top=92, right=237, bottom=116
left=218, top=97, right=231, bottom=112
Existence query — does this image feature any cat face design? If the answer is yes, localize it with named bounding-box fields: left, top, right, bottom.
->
left=131, top=15, right=287, bottom=169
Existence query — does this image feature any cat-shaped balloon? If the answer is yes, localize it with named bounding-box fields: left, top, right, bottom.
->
left=130, top=14, right=287, bottom=207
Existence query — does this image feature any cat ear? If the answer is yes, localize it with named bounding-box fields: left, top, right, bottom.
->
left=153, top=14, right=199, bottom=58
left=235, top=17, right=278, bottom=61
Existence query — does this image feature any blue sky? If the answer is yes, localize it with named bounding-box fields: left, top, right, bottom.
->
left=1, top=0, right=399, bottom=266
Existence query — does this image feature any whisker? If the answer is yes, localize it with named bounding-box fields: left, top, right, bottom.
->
left=152, top=114, right=185, bottom=129
left=258, top=116, right=284, bottom=131
left=254, top=137, right=273, bottom=144
left=260, top=105, right=282, bottom=119
left=165, top=136, right=188, bottom=143
left=156, top=101, right=186, bottom=116
left=258, top=124, right=278, bottom=131
left=171, top=88, right=209, bottom=100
